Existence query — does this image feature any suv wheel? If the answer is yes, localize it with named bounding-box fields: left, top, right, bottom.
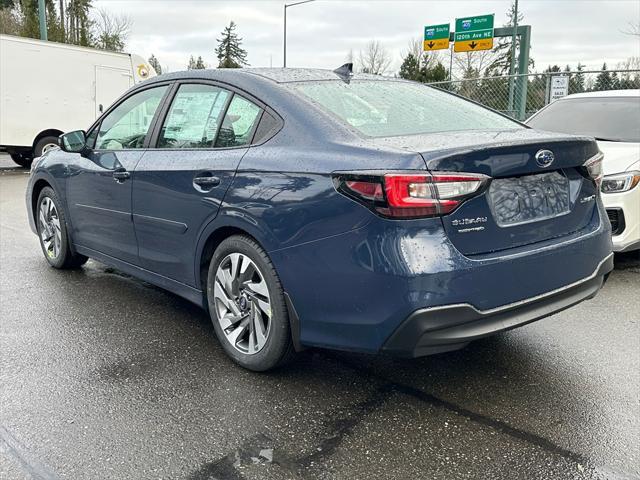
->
left=207, top=235, right=295, bottom=371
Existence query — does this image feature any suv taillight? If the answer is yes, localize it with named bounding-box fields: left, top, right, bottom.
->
left=334, top=171, right=490, bottom=219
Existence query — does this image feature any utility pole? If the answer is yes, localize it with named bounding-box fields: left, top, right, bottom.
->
left=507, top=0, right=519, bottom=116
left=283, top=0, right=315, bottom=68
left=38, top=0, right=48, bottom=41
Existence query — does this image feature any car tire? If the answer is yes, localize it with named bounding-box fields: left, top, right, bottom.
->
left=36, top=187, right=88, bottom=269
left=207, top=235, right=295, bottom=371
left=34, top=135, right=60, bottom=158
left=10, top=153, right=33, bottom=168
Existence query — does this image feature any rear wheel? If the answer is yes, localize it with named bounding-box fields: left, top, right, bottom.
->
left=207, top=235, right=295, bottom=371
left=36, top=187, right=88, bottom=269
left=34, top=135, right=60, bottom=158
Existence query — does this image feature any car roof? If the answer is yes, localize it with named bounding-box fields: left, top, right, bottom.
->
left=144, top=67, right=391, bottom=86
left=563, top=89, right=640, bottom=99
left=139, top=68, right=392, bottom=143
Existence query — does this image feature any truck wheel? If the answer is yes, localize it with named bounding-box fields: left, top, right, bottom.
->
left=10, top=153, right=32, bottom=168
left=34, top=135, right=60, bottom=158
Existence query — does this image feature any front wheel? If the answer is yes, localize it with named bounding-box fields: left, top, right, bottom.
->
left=36, top=187, right=88, bottom=269
left=10, top=153, right=32, bottom=168
left=207, top=235, right=295, bottom=371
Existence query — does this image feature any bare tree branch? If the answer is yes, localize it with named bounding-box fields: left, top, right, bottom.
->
left=404, top=37, right=442, bottom=72
left=621, top=21, right=640, bottom=36
left=93, top=8, right=131, bottom=52
left=358, top=40, right=391, bottom=75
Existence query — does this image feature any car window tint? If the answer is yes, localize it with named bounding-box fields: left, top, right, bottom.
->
left=215, top=95, right=262, bottom=148
left=252, top=111, right=280, bottom=144
left=292, top=80, right=521, bottom=137
left=85, top=127, right=99, bottom=149
left=95, top=85, right=168, bottom=150
left=158, top=84, right=231, bottom=149
left=527, top=97, right=640, bottom=142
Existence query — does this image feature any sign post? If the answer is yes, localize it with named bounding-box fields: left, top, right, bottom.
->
left=423, top=24, right=450, bottom=51
left=454, top=14, right=494, bottom=52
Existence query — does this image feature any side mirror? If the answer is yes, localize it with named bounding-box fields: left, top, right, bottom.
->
left=59, top=130, right=86, bottom=153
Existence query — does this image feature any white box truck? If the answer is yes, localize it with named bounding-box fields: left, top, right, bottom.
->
left=0, top=34, right=156, bottom=167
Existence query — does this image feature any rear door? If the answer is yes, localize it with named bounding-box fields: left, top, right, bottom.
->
left=132, top=82, right=264, bottom=285
left=95, top=66, right=133, bottom=118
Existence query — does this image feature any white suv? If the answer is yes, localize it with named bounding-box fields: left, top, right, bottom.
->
left=528, top=90, right=640, bottom=252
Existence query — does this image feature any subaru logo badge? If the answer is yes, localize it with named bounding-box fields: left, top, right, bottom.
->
left=535, top=149, right=555, bottom=168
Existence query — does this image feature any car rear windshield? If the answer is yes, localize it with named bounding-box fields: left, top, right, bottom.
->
left=291, top=80, right=521, bottom=137
left=527, top=96, right=640, bottom=142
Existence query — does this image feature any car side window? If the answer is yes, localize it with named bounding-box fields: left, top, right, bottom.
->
left=158, top=84, right=231, bottom=149
left=94, top=85, right=168, bottom=150
left=215, top=95, right=262, bottom=148
left=252, top=111, right=280, bottom=144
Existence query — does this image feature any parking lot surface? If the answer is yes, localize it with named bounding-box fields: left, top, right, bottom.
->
left=1, top=153, right=639, bottom=480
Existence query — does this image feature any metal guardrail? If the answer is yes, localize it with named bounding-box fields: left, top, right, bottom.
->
left=427, top=69, right=640, bottom=120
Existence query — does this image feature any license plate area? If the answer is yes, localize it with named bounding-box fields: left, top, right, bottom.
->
left=488, top=171, right=570, bottom=227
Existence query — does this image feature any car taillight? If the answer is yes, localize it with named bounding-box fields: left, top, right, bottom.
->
left=584, top=152, right=604, bottom=188
left=334, top=171, right=490, bottom=219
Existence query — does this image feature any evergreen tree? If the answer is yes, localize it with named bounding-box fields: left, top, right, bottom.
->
left=399, top=51, right=447, bottom=83
left=488, top=1, right=534, bottom=74
left=610, top=71, right=620, bottom=90
left=1, top=0, right=129, bottom=51
left=215, top=21, right=248, bottom=68
left=398, top=53, right=420, bottom=81
left=148, top=54, right=162, bottom=75
left=65, top=0, right=93, bottom=46
left=421, top=61, right=447, bottom=82
left=571, top=62, right=585, bottom=93
left=594, top=63, right=611, bottom=91
left=187, top=55, right=205, bottom=70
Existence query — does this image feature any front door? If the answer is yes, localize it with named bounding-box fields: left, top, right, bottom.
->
left=132, top=83, right=263, bottom=285
left=66, top=85, right=170, bottom=264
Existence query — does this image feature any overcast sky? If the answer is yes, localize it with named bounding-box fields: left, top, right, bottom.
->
left=94, top=0, right=640, bottom=75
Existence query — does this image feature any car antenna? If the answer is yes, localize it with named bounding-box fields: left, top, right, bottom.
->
left=333, top=63, right=353, bottom=83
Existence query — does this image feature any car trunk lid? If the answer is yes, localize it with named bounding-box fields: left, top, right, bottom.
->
left=371, top=129, right=601, bottom=255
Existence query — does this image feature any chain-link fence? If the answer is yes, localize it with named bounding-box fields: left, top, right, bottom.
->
left=427, top=69, right=640, bottom=121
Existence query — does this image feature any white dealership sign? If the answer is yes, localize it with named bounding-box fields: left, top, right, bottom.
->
left=549, top=76, right=570, bottom=102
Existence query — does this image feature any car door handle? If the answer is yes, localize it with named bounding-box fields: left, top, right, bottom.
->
left=112, top=168, right=130, bottom=182
left=193, top=176, right=221, bottom=188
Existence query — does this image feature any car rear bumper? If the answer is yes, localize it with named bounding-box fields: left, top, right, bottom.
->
left=382, top=253, right=613, bottom=357
left=271, top=199, right=613, bottom=355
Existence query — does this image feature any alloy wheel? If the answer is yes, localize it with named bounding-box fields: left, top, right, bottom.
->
left=213, top=253, right=272, bottom=355
left=38, top=197, right=62, bottom=259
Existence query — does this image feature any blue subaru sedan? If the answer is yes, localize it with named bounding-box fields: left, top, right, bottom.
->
left=26, top=67, right=613, bottom=371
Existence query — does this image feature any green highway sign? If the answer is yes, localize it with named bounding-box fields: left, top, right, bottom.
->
left=423, top=23, right=450, bottom=51
left=454, top=14, right=494, bottom=52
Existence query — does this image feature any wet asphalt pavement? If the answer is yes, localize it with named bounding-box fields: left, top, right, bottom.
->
left=1, top=153, right=639, bottom=480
